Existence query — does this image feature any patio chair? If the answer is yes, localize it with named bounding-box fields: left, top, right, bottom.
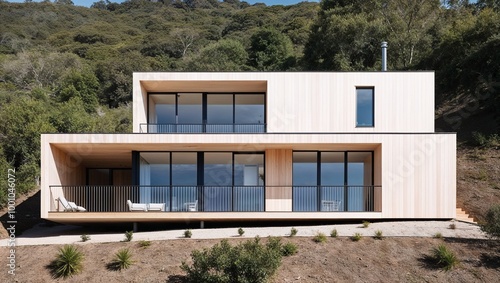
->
left=184, top=200, right=198, bottom=211
left=127, top=200, right=148, bottom=211
left=58, top=196, right=87, bottom=212
left=148, top=203, right=165, bottom=211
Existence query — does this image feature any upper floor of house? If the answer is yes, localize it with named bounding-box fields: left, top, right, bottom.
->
left=133, top=72, right=435, bottom=134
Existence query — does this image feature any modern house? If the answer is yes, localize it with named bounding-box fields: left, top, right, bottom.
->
left=41, top=72, right=456, bottom=225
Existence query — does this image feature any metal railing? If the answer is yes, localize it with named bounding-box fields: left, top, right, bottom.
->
left=139, top=123, right=266, bottom=133
left=49, top=185, right=381, bottom=213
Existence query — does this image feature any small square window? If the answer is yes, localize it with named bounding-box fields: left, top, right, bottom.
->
left=356, top=88, right=374, bottom=127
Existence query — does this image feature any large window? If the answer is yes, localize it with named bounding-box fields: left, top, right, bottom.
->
left=138, top=152, right=264, bottom=212
left=148, top=93, right=265, bottom=133
left=356, top=88, right=374, bottom=127
left=293, top=151, right=373, bottom=212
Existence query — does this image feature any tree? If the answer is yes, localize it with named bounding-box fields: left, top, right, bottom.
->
left=55, top=69, right=100, bottom=113
left=170, top=28, right=200, bottom=58
left=186, top=39, right=248, bottom=71
left=373, top=0, right=441, bottom=69
left=248, top=28, right=295, bottom=71
left=481, top=204, right=500, bottom=238
left=303, top=2, right=386, bottom=71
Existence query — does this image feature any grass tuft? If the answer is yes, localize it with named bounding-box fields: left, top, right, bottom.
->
left=184, top=229, right=192, bottom=238
left=330, top=229, right=338, bottom=238
left=124, top=231, right=133, bottom=242
left=431, top=244, right=459, bottom=271
left=313, top=232, right=327, bottom=243
left=362, top=221, right=370, bottom=228
left=238, top=227, right=245, bottom=236
left=108, top=248, right=134, bottom=271
left=49, top=245, right=84, bottom=278
left=138, top=240, right=151, bottom=248
left=289, top=227, right=298, bottom=237
left=80, top=234, right=90, bottom=242
left=351, top=233, right=362, bottom=242
left=374, top=230, right=383, bottom=240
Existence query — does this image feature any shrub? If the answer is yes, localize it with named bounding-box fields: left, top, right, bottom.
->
left=433, top=232, right=443, bottom=239
left=281, top=242, right=298, bottom=256
left=313, top=232, right=327, bottom=243
left=50, top=245, right=84, bottom=278
left=184, top=229, right=192, bottom=238
left=449, top=222, right=456, bottom=230
left=181, top=237, right=283, bottom=283
left=330, top=229, right=338, bottom=238
left=374, top=230, right=383, bottom=240
left=108, top=248, right=134, bottom=271
left=431, top=244, right=459, bottom=271
left=124, top=231, right=133, bottom=242
left=238, top=227, right=245, bottom=236
left=138, top=240, right=151, bottom=248
left=480, top=204, right=500, bottom=238
left=362, top=221, right=370, bottom=228
left=80, top=234, right=90, bottom=242
left=351, top=233, right=362, bottom=241
left=290, top=227, right=298, bottom=237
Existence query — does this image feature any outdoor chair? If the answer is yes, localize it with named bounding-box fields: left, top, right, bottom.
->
left=127, top=200, right=148, bottom=211
left=58, top=196, right=87, bottom=212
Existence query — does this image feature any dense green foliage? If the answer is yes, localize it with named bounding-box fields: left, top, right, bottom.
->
left=181, top=237, right=284, bottom=283
left=480, top=204, right=500, bottom=238
left=0, top=0, right=498, bottom=208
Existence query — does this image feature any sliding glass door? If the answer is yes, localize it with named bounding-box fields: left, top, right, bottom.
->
left=293, top=151, right=373, bottom=212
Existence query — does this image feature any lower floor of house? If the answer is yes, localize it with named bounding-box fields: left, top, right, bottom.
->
left=41, top=133, right=456, bottom=223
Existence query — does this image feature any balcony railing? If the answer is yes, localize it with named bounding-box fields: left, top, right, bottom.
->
left=139, top=123, right=266, bottom=133
left=49, top=185, right=381, bottom=213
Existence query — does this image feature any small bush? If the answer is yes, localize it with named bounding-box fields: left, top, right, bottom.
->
left=351, top=233, right=362, bottom=241
left=431, top=244, right=459, bottom=271
left=362, top=221, right=370, bottom=228
left=138, top=240, right=151, bottom=248
left=313, top=232, right=327, bottom=243
left=281, top=242, right=298, bottom=256
left=290, top=227, right=298, bottom=237
left=449, top=223, right=456, bottom=230
left=108, top=248, right=134, bottom=271
left=80, top=234, right=90, bottom=242
left=50, top=245, right=84, bottom=278
left=124, top=231, right=133, bottom=242
left=433, top=232, right=443, bottom=239
left=330, top=229, right=338, bottom=238
left=181, top=237, right=283, bottom=283
left=374, top=230, right=383, bottom=240
left=184, top=229, right=192, bottom=238
left=480, top=204, right=500, bottom=239
left=238, top=227, right=245, bottom=236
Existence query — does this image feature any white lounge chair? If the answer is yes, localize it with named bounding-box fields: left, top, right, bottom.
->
left=58, top=196, right=87, bottom=212
left=184, top=200, right=198, bottom=212
left=148, top=203, right=165, bottom=211
left=127, top=200, right=147, bottom=211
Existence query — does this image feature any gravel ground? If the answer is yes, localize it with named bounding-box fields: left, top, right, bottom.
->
left=1, top=220, right=486, bottom=247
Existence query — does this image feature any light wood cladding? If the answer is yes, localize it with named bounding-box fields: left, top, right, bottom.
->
left=265, top=149, right=292, bottom=211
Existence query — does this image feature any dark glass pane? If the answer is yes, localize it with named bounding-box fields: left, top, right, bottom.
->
left=139, top=153, right=170, bottom=205
left=207, top=95, right=233, bottom=124
left=356, top=88, right=374, bottom=127
left=235, top=95, right=265, bottom=124
left=293, top=152, right=317, bottom=186
left=234, top=154, right=264, bottom=186
left=204, top=153, right=232, bottom=186
left=347, top=152, right=372, bottom=211
left=321, top=152, right=344, bottom=186
left=172, top=153, right=197, bottom=185
left=178, top=93, right=202, bottom=124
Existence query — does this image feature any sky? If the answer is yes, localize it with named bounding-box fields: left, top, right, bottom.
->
left=8, top=0, right=319, bottom=7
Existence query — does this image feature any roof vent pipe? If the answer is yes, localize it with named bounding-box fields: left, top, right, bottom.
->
left=381, top=41, right=388, bottom=71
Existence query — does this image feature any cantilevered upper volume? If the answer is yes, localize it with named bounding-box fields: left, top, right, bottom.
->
left=40, top=72, right=455, bottom=224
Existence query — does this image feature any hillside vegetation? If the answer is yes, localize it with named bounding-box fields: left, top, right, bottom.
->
left=0, top=0, right=499, bottom=214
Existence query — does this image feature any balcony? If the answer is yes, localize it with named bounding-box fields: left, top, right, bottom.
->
left=139, top=123, right=266, bottom=133
left=49, top=185, right=381, bottom=213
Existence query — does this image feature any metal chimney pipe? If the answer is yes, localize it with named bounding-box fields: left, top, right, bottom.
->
left=381, top=41, right=388, bottom=71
